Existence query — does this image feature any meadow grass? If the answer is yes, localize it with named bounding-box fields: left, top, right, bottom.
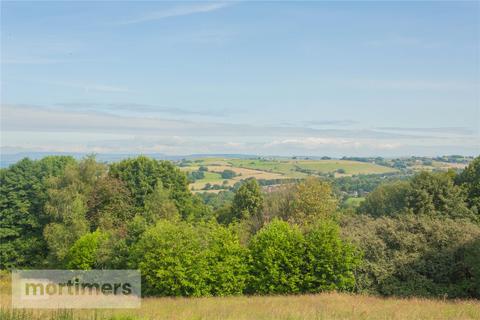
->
left=1, top=270, right=479, bottom=319
left=1, top=292, right=479, bottom=320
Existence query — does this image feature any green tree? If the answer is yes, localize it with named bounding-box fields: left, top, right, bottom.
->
left=0, top=156, right=75, bottom=269
left=87, top=175, right=135, bottom=230
left=221, top=169, right=237, bottom=179
left=288, top=178, right=338, bottom=224
left=359, top=172, right=474, bottom=221
left=406, top=171, right=473, bottom=220
left=341, top=214, right=480, bottom=298
left=231, top=179, right=263, bottom=221
left=143, top=182, right=180, bottom=222
left=43, top=187, right=90, bottom=265
left=303, top=221, right=360, bottom=292
left=248, top=219, right=305, bottom=294
left=133, top=220, right=248, bottom=296
left=109, top=156, right=197, bottom=219
left=187, top=170, right=205, bottom=182
left=43, top=157, right=105, bottom=265
left=456, top=156, right=480, bottom=214
left=203, top=224, right=249, bottom=295
left=65, top=230, right=107, bottom=269
left=358, top=181, right=410, bottom=217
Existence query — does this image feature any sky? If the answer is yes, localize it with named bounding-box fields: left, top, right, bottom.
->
left=1, top=1, right=479, bottom=157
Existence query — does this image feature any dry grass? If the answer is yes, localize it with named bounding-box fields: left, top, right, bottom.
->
left=2, top=271, right=478, bottom=319
left=112, top=293, right=480, bottom=320
left=1, top=289, right=479, bottom=320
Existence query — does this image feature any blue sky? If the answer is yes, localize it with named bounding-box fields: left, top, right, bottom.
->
left=1, top=1, right=479, bottom=156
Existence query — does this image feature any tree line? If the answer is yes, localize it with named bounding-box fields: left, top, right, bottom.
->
left=1, top=155, right=479, bottom=298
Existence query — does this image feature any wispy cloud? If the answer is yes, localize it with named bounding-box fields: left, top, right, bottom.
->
left=3, top=104, right=479, bottom=156
left=265, top=137, right=401, bottom=151
left=116, top=2, right=232, bottom=25
left=376, top=126, right=476, bottom=136
left=56, top=102, right=230, bottom=117
left=1, top=104, right=430, bottom=139
left=39, top=81, right=130, bottom=93
left=303, top=120, right=358, bottom=127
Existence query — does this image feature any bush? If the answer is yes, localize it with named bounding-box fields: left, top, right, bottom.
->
left=221, top=169, right=237, bottom=179
left=203, top=224, right=249, bottom=295
left=248, top=219, right=305, bottom=294
left=341, top=214, right=480, bottom=298
left=303, top=221, right=360, bottom=292
left=133, top=220, right=248, bottom=296
left=65, top=230, right=107, bottom=269
left=248, top=219, right=360, bottom=294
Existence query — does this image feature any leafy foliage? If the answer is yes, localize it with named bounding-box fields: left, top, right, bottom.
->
left=288, top=178, right=338, bottom=224
left=358, top=181, right=410, bottom=217
left=231, top=179, right=263, bottom=221
left=456, top=157, right=480, bottom=214
left=248, top=219, right=359, bottom=294
left=65, top=230, right=107, bottom=269
left=43, top=157, right=105, bottom=265
left=247, top=219, right=305, bottom=294
left=133, top=220, right=248, bottom=296
left=2, top=155, right=480, bottom=299
left=341, top=214, right=480, bottom=298
left=0, top=156, right=75, bottom=268
left=221, top=169, right=237, bottom=179
left=303, top=221, right=360, bottom=292
left=109, top=156, right=191, bottom=215
left=359, top=171, right=476, bottom=221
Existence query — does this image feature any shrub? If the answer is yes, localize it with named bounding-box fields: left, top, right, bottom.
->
left=248, top=219, right=305, bottom=294
left=303, top=221, right=360, bottom=292
left=248, top=219, right=360, bottom=294
left=65, top=230, right=107, bottom=270
left=203, top=224, right=249, bottom=295
left=341, top=214, right=480, bottom=298
left=221, top=169, right=237, bottom=179
left=133, top=220, right=248, bottom=296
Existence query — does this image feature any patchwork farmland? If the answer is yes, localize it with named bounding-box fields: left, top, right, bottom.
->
left=179, top=158, right=398, bottom=191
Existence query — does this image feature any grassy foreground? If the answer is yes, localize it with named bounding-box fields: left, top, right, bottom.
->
left=1, top=293, right=480, bottom=320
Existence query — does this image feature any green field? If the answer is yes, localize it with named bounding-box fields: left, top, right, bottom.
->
left=226, top=159, right=397, bottom=177
left=182, top=158, right=398, bottom=191
left=344, top=197, right=366, bottom=208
